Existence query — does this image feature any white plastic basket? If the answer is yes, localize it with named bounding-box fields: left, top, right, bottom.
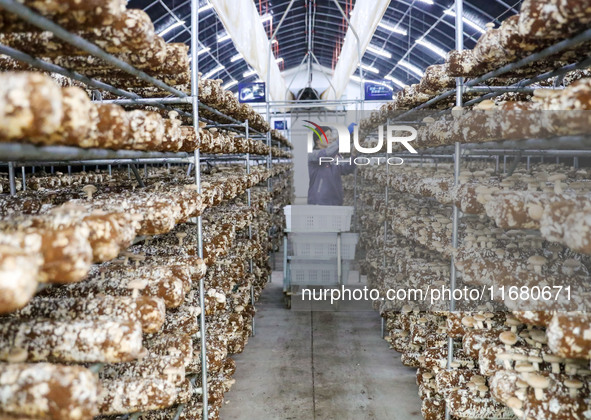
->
left=290, top=233, right=358, bottom=260
left=283, top=205, right=354, bottom=232
left=290, top=259, right=350, bottom=286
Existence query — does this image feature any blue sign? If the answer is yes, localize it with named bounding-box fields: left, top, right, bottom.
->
left=274, top=120, right=286, bottom=130
left=238, top=82, right=266, bottom=103
left=364, top=82, right=393, bottom=101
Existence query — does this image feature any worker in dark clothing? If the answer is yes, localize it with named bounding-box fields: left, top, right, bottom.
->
left=307, top=125, right=356, bottom=206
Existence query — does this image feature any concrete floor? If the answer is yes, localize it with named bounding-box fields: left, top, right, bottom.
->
left=220, top=273, right=422, bottom=420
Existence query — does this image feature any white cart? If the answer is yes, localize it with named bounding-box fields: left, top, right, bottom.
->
left=282, top=205, right=357, bottom=308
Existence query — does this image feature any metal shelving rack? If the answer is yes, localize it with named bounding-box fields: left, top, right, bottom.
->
left=0, top=1, right=292, bottom=418
left=353, top=2, right=591, bottom=419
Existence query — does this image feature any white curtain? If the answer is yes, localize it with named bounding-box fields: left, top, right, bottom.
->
left=210, top=0, right=289, bottom=102
left=321, top=0, right=390, bottom=100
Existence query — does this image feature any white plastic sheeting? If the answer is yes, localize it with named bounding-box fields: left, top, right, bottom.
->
left=210, top=0, right=289, bottom=101
left=321, top=0, right=390, bottom=100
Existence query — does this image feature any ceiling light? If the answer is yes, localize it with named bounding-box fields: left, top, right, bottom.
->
left=276, top=57, right=284, bottom=64
left=398, top=60, right=424, bottom=77
left=217, top=33, right=231, bottom=43
left=444, top=9, right=486, bottom=33
left=462, top=17, right=486, bottom=34
left=378, top=21, right=407, bottom=35
left=272, top=39, right=278, bottom=45
left=415, top=38, right=447, bottom=58
left=417, top=0, right=434, bottom=4
left=198, top=3, right=213, bottom=13
left=223, top=80, right=238, bottom=89
left=231, top=53, right=243, bottom=62
left=197, top=47, right=210, bottom=56
left=359, top=63, right=379, bottom=74
left=385, top=75, right=408, bottom=88
left=366, top=44, right=392, bottom=59
left=158, top=21, right=184, bottom=36
left=203, top=64, right=225, bottom=79
left=243, top=69, right=257, bottom=78
left=350, top=75, right=362, bottom=83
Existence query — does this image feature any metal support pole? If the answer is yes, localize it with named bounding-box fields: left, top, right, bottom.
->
left=245, top=120, right=256, bottom=337
left=8, top=162, right=16, bottom=196
left=267, top=132, right=272, bottom=191
left=283, top=232, right=289, bottom=293
left=21, top=166, right=26, bottom=192
left=337, top=232, right=342, bottom=285
left=450, top=143, right=461, bottom=310
left=445, top=142, right=461, bottom=420
left=446, top=3, right=463, bottom=418
left=190, top=0, right=207, bottom=418
left=382, top=156, right=389, bottom=338
left=250, top=285, right=256, bottom=336
left=383, top=159, right=389, bottom=270
left=353, top=167, right=358, bottom=231
left=129, top=163, right=146, bottom=188
left=306, top=0, right=312, bottom=87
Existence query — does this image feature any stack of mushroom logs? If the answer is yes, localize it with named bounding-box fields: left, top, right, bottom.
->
left=378, top=78, right=591, bottom=155
left=0, top=72, right=291, bottom=158
left=355, top=161, right=591, bottom=419
left=355, top=74, right=591, bottom=156
left=358, top=0, right=591, bottom=134
left=0, top=0, right=267, bottom=132
left=0, top=0, right=294, bottom=152
left=0, top=162, right=293, bottom=419
left=267, top=166, right=294, bottom=253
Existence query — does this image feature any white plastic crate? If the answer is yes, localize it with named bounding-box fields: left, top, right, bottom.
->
left=290, top=233, right=358, bottom=260
left=284, top=205, right=354, bottom=232
left=289, top=259, right=350, bottom=286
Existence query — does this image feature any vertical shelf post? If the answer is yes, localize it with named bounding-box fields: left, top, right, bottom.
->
left=381, top=153, right=389, bottom=339
left=8, top=161, right=16, bottom=196
left=245, top=120, right=256, bottom=337
left=189, top=0, right=208, bottom=418
left=446, top=0, right=463, bottom=418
